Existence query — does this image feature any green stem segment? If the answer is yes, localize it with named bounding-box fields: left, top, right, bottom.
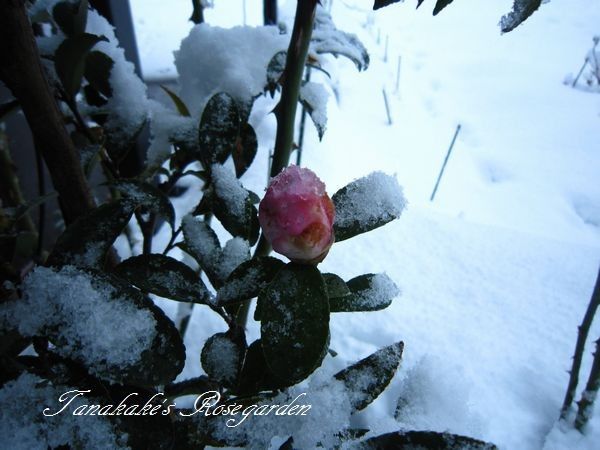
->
left=236, top=0, right=318, bottom=326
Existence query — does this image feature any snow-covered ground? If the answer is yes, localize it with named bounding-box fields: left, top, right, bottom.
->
left=130, top=0, right=600, bottom=448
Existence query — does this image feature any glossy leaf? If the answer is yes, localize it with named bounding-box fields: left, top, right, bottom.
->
left=500, top=0, right=543, bottom=33
left=198, top=92, right=240, bottom=164
left=113, top=180, right=175, bottom=229
left=433, top=0, right=455, bottom=15
left=352, top=430, right=497, bottom=449
left=232, top=123, right=258, bottom=178
left=48, top=199, right=135, bottom=269
left=334, top=341, right=403, bottom=411
left=265, top=50, right=287, bottom=96
left=52, top=0, right=88, bottom=36
left=260, top=264, right=330, bottom=385
left=161, top=85, right=191, bottom=117
left=55, top=33, right=107, bottom=99
left=322, top=273, right=350, bottom=299
left=201, top=330, right=246, bottom=387
left=113, top=254, right=211, bottom=304
left=84, top=50, right=114, bottom=97
left=216, top=256, right=285, bottom=306
left=329, top=273, right=399, bottom=312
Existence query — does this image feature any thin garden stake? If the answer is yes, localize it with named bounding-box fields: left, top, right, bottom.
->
left=382, top=88, right=392, bottom=125
left=430, top=124, right=462, bottom=202
left=395, top=55, right=402, bottom=94
left=384, top=35, right=389, bottom=62
left=572, top=58, right=589, bottom=88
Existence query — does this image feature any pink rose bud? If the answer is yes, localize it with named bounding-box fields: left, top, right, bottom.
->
left=259, top=165, right=335, bottom=264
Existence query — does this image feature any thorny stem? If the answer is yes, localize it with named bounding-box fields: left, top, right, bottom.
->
left=236, top=0, right=318, bottom=327
left=560, top=265, right=600, bottom=419
left=575, top=338, right=600, bottom=431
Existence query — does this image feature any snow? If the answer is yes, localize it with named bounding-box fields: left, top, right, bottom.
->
left=11, top=0, right=600, bottom=448
left=0, top=373, right=128, bottom=450
left=300, top=81, right=329, bottom=138
left=85, top=10, right=149, bottom=143
left=351, top=273, right=400, bottom=310
left=129, top=1, right=600, bottom=447
left=334, top=171, right=407, bottom=231
left=181, top=214, right=250, bottom=282
left=1, top=266, right=156, bottom=382
left=174, top=23, right=288, bottom=116
left=211, top=163, right=250, bottom=218
left=220, top=237, right=251, bottom=278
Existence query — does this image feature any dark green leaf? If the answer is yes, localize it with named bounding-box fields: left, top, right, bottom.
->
left=500, top=0, right=543, bottom=33
left=373, top=0, right=403, bottom=10
left=334, top=341, right=403, bottom=411
left=265, top=50, right=287, bottom=96
left=113, top=180, right=175, bottom=229
left=164, top=376, right=220, bottom=398
left=0, top=99, right=19, bottom=121
left=113, top=254, right=211, bottom=304
left=212, top=189, right=260, bottom=246
left=52, top=0, right=88, bottom=36
left=55, top=33, right=107, bottom=99
left=83, top=84, right=108, bottom=107
left=48, top=199, right=135, bottom=269
left=180, top=216, right=222, bottom=286
left=232, top=123, right=258, bottom=178
left=433, top=0, right=455, bottom=15
left=201, top=330, right=246, bottom=387
left=248, top=190, right=261, bottom=204
left=161, top=85, right=191, bottom=117
left=84, top=51, right=114, bottom=97
left=351, top=430, right=497, bottom=449
left=13, top=192, right=58, bottom=222
left=329, top=273, right=399, bottom=312
left=235, top=339, right=286, bottom=395
left=260, top=263, right=330, bottom=385
left=198, top=92, right=240, bottom=164
left=216, top=256, right=285, bottom=306
left=322, top=273, right=350, bottom=299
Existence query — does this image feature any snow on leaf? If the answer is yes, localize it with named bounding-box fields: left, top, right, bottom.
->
left=499, top=0, right=544, bottom=33
left=311, top=7, right=370, bottom=71
left=334, top=341, right=404, bottom=412
left=299, top=81, right=329, bottom=140
left=329, top=273, right=400, bottom=312
left=175, top=24, right=288, bottom=115
left=0, top=266, right=186, bottom=384
left=333, top=172, right=407, bottom=242
left=0, top=373, right=129, bottom=450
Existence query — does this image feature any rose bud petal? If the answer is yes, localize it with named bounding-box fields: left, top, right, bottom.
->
left=259, top=165, right=335, bottom=264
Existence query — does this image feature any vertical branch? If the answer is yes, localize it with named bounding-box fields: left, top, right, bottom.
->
left=190, top=0, right=205, bottom=24
left=561, top=266, right=600, bottom=419
left=239, top=0, right=318, bottom=326
left=0, top=0, right=96, bottom=224
left=575, top=338, right=600, bottom=431
left=264, top=0, right=278, bottom=25
left=270, top=0, right=318, bottom=179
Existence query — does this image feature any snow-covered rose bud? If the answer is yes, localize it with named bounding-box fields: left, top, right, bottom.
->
left=259, top=165, right=335, bottom=264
